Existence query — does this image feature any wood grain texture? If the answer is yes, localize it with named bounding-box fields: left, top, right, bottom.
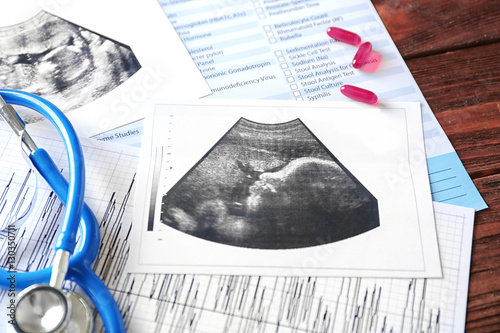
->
left=405, top=44, right=500, bottom=178
left=372, top=0, right=500, bottom=331
left=372, top=0, right=500, bottom=58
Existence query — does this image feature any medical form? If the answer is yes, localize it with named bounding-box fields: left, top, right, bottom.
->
left=156, top=0, right=486, bottom=210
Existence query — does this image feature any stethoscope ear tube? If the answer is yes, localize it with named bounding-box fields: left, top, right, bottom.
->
left=0, top=89, right=84, bottom=254
left=29, top=147, right=100, bottom=264
left=29, top=147, right=126, bottom=332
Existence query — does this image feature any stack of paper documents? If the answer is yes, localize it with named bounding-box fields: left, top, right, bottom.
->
left=0, top=0, right=486, bottom=332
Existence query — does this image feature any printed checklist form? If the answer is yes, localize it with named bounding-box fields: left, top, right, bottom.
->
left=157, top=0, right=487, bottom=211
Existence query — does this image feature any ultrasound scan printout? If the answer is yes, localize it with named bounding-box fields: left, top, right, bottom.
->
left=161, top=118, right=380, bottom=249
left=128, top=100, right=441, bottom=278
left=0, top=11, right=141, bottom=123
left=0, top=0, right=211, bottom=137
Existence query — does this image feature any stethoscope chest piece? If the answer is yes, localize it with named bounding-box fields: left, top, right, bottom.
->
left=11, top=284, right=94, bottom=333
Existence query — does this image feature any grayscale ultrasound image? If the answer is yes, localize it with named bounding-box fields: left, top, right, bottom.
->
left=161, top=118, right=380, bottom=249
left=0, top=11, right=141, bottom=122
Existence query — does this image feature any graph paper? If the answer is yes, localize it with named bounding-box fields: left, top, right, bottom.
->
left=0, top=120, right=474, bottom=333
left=110, top=201, right=473, bottom=333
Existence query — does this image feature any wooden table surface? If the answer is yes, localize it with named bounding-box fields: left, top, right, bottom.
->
left=372, top=0, right=500, bottom=331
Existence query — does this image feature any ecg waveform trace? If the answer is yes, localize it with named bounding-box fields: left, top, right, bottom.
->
left=0, top=180, right=135, bottom=273
left=113, top=274, right=446, bottom=333
left=112, top=205, right=470, bottom=333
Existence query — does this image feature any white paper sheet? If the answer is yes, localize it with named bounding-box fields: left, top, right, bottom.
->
left=0, top=118, right=474, bottom=332
left=1, top=0, right=212, bottom=137
left=127, top=100, right=441, bottom=278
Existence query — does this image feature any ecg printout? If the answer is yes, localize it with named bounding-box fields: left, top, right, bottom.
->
left=0, top=120, right=475, bottom=332
left=0, top=121, right=140, bottom=332
left=118, top=201, right=475, bottom=333
left=154, top=0, right=486, bottom=211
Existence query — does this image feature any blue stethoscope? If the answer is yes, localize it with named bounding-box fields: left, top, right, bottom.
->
left=0, top=89, right=125, bottom=332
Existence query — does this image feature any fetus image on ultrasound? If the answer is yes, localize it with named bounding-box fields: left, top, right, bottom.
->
left=0, top=11, right=141, bottom=122
left=161, top=118, right=379, bottom=249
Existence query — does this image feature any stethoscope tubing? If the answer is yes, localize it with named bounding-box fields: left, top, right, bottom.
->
left=0, top=89, right=83, bottom=254
left=0, top=89, right=125, bottom=332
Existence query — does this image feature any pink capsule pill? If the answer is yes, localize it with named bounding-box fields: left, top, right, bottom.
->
left=326, top=27, right=361, bottom=46
left=352, top=41, right=372, bottom=69
left=340, top=85, right=378, bottom=105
